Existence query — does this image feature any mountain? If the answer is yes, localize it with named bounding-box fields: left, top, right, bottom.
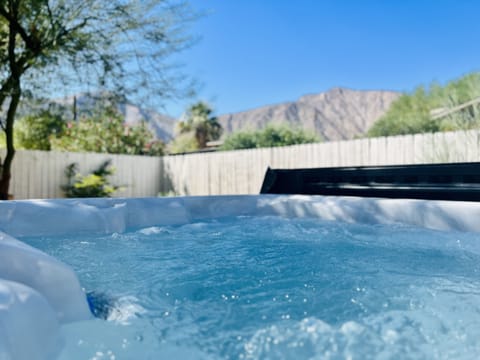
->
left=217, top=87, right=400, bottom=141
left=117, top=103, right=175, bottom=142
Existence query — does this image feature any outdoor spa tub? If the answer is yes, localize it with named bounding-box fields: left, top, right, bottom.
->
left=1, top=195, right=480, bottom=359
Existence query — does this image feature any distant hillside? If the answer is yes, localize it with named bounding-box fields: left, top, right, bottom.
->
left=218, top=88, right=400, bottom=141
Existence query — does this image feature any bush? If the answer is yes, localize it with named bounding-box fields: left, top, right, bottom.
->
left=62, top=160, right=120, bottom=198
left=167, top=132, right=200, bottom=154
left=368, top=72, right=480, bottom=137
left=15, top=111, right=66, bottom=150
left=221, top=124, right=320, bottom=150
left=51, top=108, right=165, bottom=156
left=220, top=130, right=259, bottom=150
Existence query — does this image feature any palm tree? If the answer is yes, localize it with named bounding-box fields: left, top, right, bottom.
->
left=177, top=102, right=222, bottom=149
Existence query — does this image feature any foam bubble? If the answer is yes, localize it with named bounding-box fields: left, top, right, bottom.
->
left=107, top=296, right=146, bottom=325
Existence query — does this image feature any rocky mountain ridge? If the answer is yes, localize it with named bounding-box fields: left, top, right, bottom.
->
left=217, top=87, right=400, bottom=141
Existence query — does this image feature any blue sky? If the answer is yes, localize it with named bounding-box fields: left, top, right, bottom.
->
left=165, top=0, right=480, bottom=117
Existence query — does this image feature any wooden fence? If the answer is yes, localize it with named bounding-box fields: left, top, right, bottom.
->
left=1, top=150, right=164, bottom=199
left=2, top=130, right=480, bottom=199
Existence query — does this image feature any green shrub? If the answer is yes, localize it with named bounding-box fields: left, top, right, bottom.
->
left=62, top=160, right=120, bottom=198
left=221, top=124, right=320, bottom=150
left=168, top=132, right=200, bottom=154
left=368, top=72, right=480, bottom=137
left=51, top=108, right=165, bottom=156
left=15, top=111, right=66, bottom=150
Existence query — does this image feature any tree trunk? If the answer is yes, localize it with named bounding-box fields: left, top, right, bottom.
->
left=0, top=165, right=12, bottom=200
left=0, top=11, right=22, bottom=201
left=196, top=126, right=207, bottom=149
left=0, top=82, right=20, bottom=200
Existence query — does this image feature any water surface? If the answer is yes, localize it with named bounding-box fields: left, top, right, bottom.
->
left=23, top=216, right=480, bottom=359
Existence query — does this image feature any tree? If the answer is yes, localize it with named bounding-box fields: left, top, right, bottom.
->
left=170, top=101, right=222, bottom=153
left=221, top=124, right=320, bottom=150
left=0, top=0, right=196, bottom=199
left=51, top=107, right=165, bottom=156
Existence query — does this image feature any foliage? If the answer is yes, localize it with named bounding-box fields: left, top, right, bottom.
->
left=51, top=108, right=165, bottom=156
left=220, top=131, right=258, bottom=150
left=221, top=124, right=320, bottom=150
left=0, top=0, right=196, bottom=106
left=368, top=73, right=480, bottom=137
left=170, top=101, right=222, bottom=153
left=15, top=111, right=65, bottom=150
left=168, top=132, right=200, bottom=154
left=0, top=0, right=197, bottom=199
left=62, top=160, right=120, bottom=198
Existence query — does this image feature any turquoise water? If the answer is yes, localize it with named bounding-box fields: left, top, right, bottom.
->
left=23, top=216, right=480, bottom=359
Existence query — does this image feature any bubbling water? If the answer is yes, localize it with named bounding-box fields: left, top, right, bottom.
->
left=22, top=216, right=480, bottom=359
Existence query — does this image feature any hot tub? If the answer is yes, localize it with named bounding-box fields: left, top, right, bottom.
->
left=1, top=195, right=480, bottom=359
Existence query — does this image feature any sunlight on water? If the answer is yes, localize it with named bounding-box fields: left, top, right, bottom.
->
left=22, top=216, right=480, bottom=359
